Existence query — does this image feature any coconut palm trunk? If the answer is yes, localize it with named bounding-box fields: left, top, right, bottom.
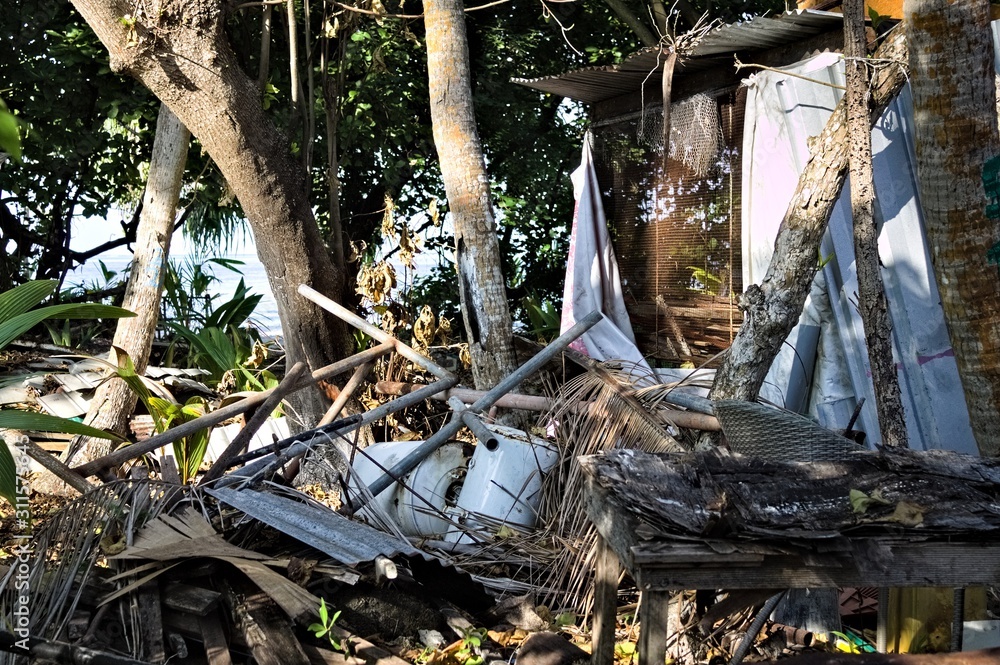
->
left=905, top=0, right=1000, bottom=456
left=424, top=0, right=519, bottom=390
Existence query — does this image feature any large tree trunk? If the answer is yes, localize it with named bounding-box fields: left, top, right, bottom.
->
left=424, top=0, right=518, bottom=390
left=905, top=0, right=1000, bottom=457
left=706, top=31, right=909, bottom=418
left=843, top=0, right=907, bottom=448
left=68, top=0, right=351, bottom=428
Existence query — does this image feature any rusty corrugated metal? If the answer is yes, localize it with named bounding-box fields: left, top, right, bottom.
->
left=512, top=10, right=844, bottom=104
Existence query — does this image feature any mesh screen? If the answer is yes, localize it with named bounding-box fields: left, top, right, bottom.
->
left=592, top=88, right=746, bottom=367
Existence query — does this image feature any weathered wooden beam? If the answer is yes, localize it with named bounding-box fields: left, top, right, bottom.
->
left=757, top=648, right=1000, bottom=664
left=591, top=535, right=620, bottom=665
left=220, top=577, right=310, bottom=665
left=22, top=438, right=94, bottom=495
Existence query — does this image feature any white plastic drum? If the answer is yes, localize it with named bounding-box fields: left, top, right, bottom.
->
left=446, top=424, right=559, bottom=542
left=350, top=440, right=467, bottom=538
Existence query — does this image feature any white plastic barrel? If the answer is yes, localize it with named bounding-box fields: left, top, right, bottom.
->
left=445, top=424, right=559, bottom=543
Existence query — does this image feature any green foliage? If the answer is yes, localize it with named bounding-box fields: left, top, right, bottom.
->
left=0, top=411, right=124, bottom=443
left=521, top=294, right=560, bottom=342
left=0, top=280, right=133, bottom=351
left=108, top=348, right=210, bottom=483
left=0, top=0, right=162, bottom=288
left=455, top=626, right=487, bottom=665
left=308, top=599, right=348, bottom=654
left=0, top=437, right=17, bottom=510
left=0, top=280, right=132, bottom=506
left=0, top=97, right=22, bottom=162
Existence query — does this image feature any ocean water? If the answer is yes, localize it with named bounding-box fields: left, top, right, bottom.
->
left=67, top=253, right=282, bottom=337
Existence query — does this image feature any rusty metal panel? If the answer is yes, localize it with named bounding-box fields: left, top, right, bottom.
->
left=207, top=487, right=419, bottom=567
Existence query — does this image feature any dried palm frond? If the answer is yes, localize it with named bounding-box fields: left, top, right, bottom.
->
left=528, top=358, right=698, bottom=612
left=0, top=480, right=205, bottom=663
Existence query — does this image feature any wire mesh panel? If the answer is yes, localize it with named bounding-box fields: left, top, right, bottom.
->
left=592, top=88, right=745, bottom=366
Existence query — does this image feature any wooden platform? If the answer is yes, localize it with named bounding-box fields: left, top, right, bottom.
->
left=581, top=448, right=1000, bottom=665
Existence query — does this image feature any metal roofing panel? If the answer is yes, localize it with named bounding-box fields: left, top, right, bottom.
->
left=513, top=10, right=844, bottom=104
left=207, top=487, right=420, bottom=567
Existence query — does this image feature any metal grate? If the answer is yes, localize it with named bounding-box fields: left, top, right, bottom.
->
left=592, top=88, right=746, bottom=366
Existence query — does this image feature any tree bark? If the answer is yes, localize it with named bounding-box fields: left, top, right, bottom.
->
left=905, top=0, right=1000, bottom=457
left=35, top=104, right=189, bottom=494
left=706, top=30, right=909, bottom=412
left=68, top=0, right=352, bottom=427
left=424, top=0, right=519, bottom=390
left=844, top=0, right=907, bottom=447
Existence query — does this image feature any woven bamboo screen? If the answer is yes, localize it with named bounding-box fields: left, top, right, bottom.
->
left=591, top=88, right=746, bottom=367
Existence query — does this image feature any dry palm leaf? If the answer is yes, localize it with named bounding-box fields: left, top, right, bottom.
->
left=532, top=358, right=692, bottom=611
left=0, top=480, right=201, bottom=664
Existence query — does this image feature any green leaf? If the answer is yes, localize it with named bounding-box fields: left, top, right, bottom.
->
left=0, top=280, right=57, bottom=323
left=0, top=303, right=134, bottom=351
left=0, top=436, right=18, bottom=507
left=0, top=410, right=123, bottom=441
left=319, top=598, right=329, bottom=624
left=0, top=106, right=21, bottom=162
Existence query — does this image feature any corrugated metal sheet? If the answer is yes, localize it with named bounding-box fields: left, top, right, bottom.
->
left=512, top=10, right=844, bottom=104
left=207, top=488, right=420, bottom=567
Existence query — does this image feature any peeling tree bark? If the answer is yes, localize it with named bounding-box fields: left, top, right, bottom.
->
left=706, top=30, right=909, bottom=417
left=424, top=0, right=519, bottom=391
left=68, top=0, right=352, bottom=428
left=844, top=0, right=908, bottom=448
left=905, top=0, right=1000, bottom=457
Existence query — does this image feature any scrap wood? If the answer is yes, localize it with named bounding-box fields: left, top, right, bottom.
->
left=580, top=447, right=1000, bottom=541
left=756, top=648, right=1000, bottom=664
left=200, top=611, right=235, bottom=665
left=72, top=341, right=395, bottom=477
left=376, top=381, right=721, bottom=431
left=22, top=437, right=95, bottom=494
left=214, top=378, right=459, bottom=488
left=219, top=576, right=310, bottom=665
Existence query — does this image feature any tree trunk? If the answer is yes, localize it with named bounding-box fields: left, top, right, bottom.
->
left=905, top=0, right=1000, bottom=457
left=424, top=0, right=519, bottom=390
left=68, top=0, right=352, bottom=429
left=86, top=103, right=187, bottom=445
left=706, top=31, right=909, bottom=415
left=844, top=0, right=907, bottom=448
left=36, top=104, right=189, bottom=494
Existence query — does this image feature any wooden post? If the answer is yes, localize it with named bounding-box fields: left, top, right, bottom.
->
left=592, top=535, right=620, bottom=665
left=638, top=590, right=671, bottom=665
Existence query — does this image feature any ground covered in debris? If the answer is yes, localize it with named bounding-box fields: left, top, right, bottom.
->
left=2, top=324, right=997, bottom=665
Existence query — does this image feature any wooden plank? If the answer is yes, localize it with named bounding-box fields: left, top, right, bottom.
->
left=137, top=580, right=167, bottom=663
left=591, top=535, right=619, bottom=665
left=201, top=610, right=234, bottom=665
left=220, top=576, right=310, bottom=665
left=163, top=582, right=221, bottom=617
left=637, top=590, right=670, bottom=665
left=632, top=541, right=1000, bottom=590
